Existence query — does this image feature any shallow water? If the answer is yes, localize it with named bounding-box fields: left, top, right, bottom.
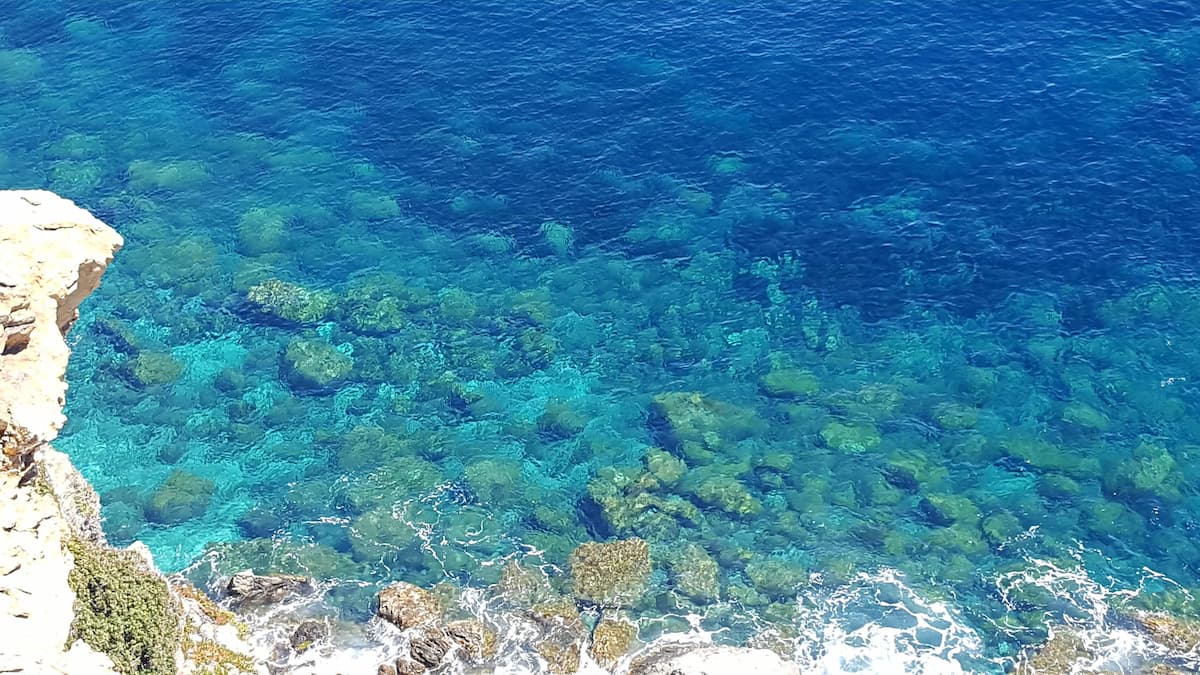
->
left=5, top=1, right=1200, bottom=671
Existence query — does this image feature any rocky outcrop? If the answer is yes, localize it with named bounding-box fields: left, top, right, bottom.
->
left=1, top=189, right=122, bottom=469
left=0, top=191, right=262, bottom=674
left=0, top=190, right=124, bottom=673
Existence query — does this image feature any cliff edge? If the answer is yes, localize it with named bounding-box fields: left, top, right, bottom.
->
left=0, top=190, right=261, bottom=675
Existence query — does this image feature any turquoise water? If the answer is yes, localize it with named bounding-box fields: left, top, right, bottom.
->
left=5, top=1, right=1200, bottom=671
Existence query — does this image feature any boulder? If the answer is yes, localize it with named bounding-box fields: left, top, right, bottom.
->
left=226, top=570, right=314, bottom=606
left=281, top=338, right=353, bottom=390
left=377, top=582, right=441, bottom=630
left=289, top=619, right=327, bottom=653
left=570, top=538, right=652, bottom=608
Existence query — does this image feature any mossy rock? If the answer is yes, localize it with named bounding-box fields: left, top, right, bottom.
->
left=932, top=402, right=978, bottom=430
left=745, top=557, right=807, bottom=600
left=589, top=617, right=637, bottom=670
left=758, top=367, right=820, bottom=399
left=918, top=493, right=981, bottom=527
left=341, top=273, right=431, bottom=335
left=668, top=542, right=721, bottom=602
left=236, top=205, right=289, bottom=256
left=570, top=538, right=652, bottom=608
left=67, top=539, right=181, bottom=675
left=537, top=399, right=588, bottom=440
left=245, top=278, right=336, bottom=325
left=1104, top=440, right=1184, bottom=504
left=282, top=338, right=353, bottom=390
left=1000, top=436, right=1101, bottom=480
left=1061, top=402, right=1110, bottom=432
left=820, top=420, right=881, bottom=454
left=649, top=391, right=764, bottom=453
left=644, top=447, right=686, bottom=486
left=121, top=351, right=182, bottom=389
left=684, top=473, right=762, bottom=518
left=982, top=512, right=1023, bottom=545
left=145, top=470, right=215, bottom=524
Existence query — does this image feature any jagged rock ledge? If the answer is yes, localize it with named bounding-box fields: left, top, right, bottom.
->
left=0, top=190, right=262, bottom=674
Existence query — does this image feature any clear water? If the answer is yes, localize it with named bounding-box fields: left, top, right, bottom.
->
left=5, top=1, right=1200, bottom=671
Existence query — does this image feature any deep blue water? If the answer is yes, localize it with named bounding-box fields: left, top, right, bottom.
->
left=5, top=1, right=1200, bottom=671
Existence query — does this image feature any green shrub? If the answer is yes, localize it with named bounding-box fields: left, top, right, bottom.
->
left=67, top=538, right=180, bottom=675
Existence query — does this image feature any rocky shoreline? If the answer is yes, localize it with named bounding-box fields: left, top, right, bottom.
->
left=6, top=190, right=1199, bottom=675
left=0, top=190, right=801, bottom=675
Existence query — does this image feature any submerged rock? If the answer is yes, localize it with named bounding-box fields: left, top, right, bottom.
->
left=589, top=616, right=637, bottom=670
left=281, top=338, right=353, bottom=390
left=120, top=351, right=183, bottom=389
left=145, top=469, right=215, bottom=524
left=649, top=392, right=763, bottom=457
left=570, top=538, right=652, bottom=608
left=244, top=278, right=335, bottom=325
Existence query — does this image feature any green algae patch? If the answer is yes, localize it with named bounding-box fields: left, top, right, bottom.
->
left=67, top=538, right=181, bottom=675
left=758, top=367, right=820, bottom=399
left=245, top=278, right=336, bottom=325
left=146, top=469, right=215, bottom=524
left=668, top=542, right=721, bottom=602
left=282, top=337, right=353, bottom=390
left=570, top=538, right=652, bottom=608
left=820, top=420, right=881, bottom=454
left=121, top=351, right=183, bottom=389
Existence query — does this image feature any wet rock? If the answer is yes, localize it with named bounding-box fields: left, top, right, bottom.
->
left=570, top=538, right=652, bottom=608
left=145, top=469, right=214, bottom=524
left=1133, top=611, right=1200, bottom=653
left=536, top=640, right=581, bottom=675
left=377, top=582, right=441, bottom=630
left=393, top=658, right=425, bottom=675
left=589, top=616, right=637, bottom=670
left=408, top=627, right=452, bottom=668
left=377, top=663, right=398, bottom=675
left=1013, top=629, right=1091, bottom=675
left=628, top=643, right=800, bottom=675
left=445, top=618, right=496, bottom=663
left=226, top=570, right=314, bottom=606
left=288, top=619, right=327, bottom=653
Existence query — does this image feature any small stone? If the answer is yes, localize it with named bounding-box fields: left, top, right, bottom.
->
left=377, top=582, right=441, bottom=630
left=377, top=663, right=398, bottom=675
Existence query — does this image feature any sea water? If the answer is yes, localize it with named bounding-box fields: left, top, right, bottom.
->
left=4, top=1, right=1200, bottom=672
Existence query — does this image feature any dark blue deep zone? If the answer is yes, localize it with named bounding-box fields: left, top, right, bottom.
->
left=9, top=0, right=1200, bottom=665
left=28, top=0, right=1200, bottom=318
